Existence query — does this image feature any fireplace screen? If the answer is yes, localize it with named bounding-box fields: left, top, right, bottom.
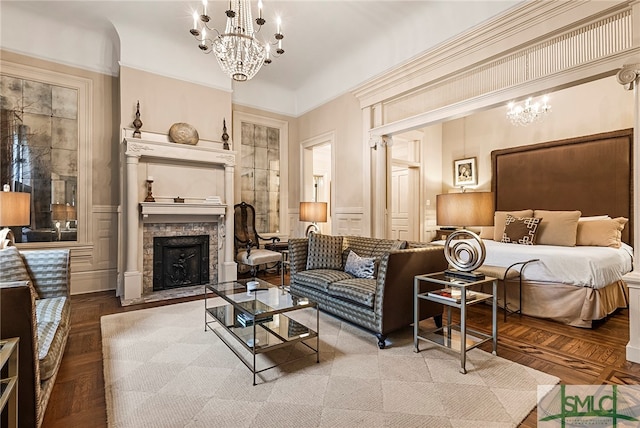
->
left=153, top=235, right=209, bottom=291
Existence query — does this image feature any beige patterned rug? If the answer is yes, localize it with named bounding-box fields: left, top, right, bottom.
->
left=102, top=299, right=558, bottom=428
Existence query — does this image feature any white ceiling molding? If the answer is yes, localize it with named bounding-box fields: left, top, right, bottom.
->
left=352, top=1, right=634, bottom=110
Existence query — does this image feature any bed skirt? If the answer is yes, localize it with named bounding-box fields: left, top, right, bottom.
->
left=478, top=279, right=628, bottom=328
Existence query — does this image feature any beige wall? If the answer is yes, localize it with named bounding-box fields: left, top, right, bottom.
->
left=119, top=67, right=232, bottom=143
left=297, top=93, right=363, bottom=211
left=441, top=75, right=635, bottom=193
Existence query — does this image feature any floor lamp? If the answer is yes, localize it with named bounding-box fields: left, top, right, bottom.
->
left=300, top=202, right=328, bottom=237
left=0, top=191, right=31, bottom=249
left=436, top=191, right=494, bottom=279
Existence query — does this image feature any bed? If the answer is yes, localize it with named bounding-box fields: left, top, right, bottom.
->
left=479, top=129, right=634, bottom=327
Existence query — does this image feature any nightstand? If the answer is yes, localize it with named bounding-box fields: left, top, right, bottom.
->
left=433, top=229, right=458, bottom=241
left=414, top=272, right=497, bottom=374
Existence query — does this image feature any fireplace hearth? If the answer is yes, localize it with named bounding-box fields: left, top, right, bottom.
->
left=153, top=235, right=209, bottom=291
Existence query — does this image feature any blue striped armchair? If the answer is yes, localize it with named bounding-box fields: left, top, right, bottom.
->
left=0, top=247, right=71, bottom=428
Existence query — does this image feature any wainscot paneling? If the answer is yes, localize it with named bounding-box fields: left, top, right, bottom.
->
left=335, top=207, right=364, bottom=236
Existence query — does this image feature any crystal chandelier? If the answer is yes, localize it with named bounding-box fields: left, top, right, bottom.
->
left=506, top=96, right=551, bottom=126
left=190, top=0, right=284, bottom=82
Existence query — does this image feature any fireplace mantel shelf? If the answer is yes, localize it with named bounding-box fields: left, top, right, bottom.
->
left=140, top=202, right=226, bottom=218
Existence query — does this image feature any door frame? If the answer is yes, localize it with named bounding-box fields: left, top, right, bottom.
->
left=300, top=131, right=335, bottom=235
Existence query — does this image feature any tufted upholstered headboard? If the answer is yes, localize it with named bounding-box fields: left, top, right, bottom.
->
left=491, top=129, right=634, bottom=245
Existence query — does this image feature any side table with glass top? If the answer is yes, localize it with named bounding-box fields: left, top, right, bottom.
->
left=205, top=277, right=319, bottom=385
left=0, top=337, right=19, bottom=428
left=414, top=272, right=497, bottom=374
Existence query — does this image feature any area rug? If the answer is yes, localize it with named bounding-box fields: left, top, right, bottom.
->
left=102, top=299, right=559, bottom=428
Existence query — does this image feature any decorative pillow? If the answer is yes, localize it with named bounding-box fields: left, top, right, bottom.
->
left=579, top=215, right=611, bottom=222
left=390, top=240, right=407, bottom=251
left=0, top=246, right=39, bottom=298
left=344, top=250, right=376, bottom=279
left=576, top=217, right=628, bottom=248
left=533, top=210, right=582, bottom=246
left=493, top=210, right=533, bottom=241
left=306, top=233, right=344, bottom=270
left=479, top=227, right=494, bottom=240
left=501, top=215, right=541, bottom=245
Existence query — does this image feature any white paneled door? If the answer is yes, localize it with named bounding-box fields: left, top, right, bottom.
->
left=391, top=165, right=418, bottom=241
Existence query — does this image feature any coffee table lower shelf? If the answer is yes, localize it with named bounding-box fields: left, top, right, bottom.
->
left=205, top=304, right=319, bottom=385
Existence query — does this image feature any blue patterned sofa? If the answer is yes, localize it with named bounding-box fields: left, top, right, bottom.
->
left=288, top=234, right=448, bottom=348
left=0, top=247, right=71, bottom=428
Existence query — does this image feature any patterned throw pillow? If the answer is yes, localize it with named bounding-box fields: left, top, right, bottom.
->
left=501, top=215, right=542, bottom=245
left=344, top=250, right=376, bottom=279
left=0, top=246, right=38, bottom=298
left=306, top=233, right=344, bottom=270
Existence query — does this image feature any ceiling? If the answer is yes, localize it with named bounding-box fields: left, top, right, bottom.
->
left=1, top=1, right=521, bottom=115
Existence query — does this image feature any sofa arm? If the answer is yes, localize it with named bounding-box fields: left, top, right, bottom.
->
left=1, top=281, right=40, bottom=428
left=288, top=238, right=309, bottom=275
left=21, top=249, right=70, bottom=299
left=375, top=246, right=448, bottom=334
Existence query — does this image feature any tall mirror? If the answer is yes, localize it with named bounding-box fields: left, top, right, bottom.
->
left=0, top=75, right=79, bottom=242
left=234, top=111, right=288, bottom=237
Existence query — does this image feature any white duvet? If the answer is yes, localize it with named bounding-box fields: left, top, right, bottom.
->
left=433, top=239, right=634, bottom=289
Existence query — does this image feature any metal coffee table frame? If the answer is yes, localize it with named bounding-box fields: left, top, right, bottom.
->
left=205, top=278, right=319, bottom=385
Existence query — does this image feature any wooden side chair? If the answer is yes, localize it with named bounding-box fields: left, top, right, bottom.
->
left=233, top=202, right=282, bottom=277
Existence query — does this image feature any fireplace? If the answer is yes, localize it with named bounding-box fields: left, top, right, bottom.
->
left=153, top=235, right=209, bottom=291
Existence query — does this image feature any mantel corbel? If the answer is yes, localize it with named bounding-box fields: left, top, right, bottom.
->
left=617, top=63, right=640, bottom=90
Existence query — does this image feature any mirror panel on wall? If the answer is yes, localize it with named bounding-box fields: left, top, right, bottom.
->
left=240, top=121, right=280, bottom=233
left=0, top=74, right=79, bottom=242
left=234, top=111, right=288, bottom=237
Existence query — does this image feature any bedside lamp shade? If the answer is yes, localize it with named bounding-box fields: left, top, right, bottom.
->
left=0, top=191, right=31, bottom=248
left=436, top=192, right=494, bottom=227
left=436, top=191, right=494, bottom=279
left=300, top=202, right=328, bottom=236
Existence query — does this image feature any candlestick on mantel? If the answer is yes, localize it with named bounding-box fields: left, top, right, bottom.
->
left=144, top=178, right=155, bottom=202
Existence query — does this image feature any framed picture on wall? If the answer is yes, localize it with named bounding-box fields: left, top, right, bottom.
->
left=454, top=157, right=477, bottom=187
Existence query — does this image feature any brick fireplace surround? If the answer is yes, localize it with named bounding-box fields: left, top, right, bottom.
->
left=119, top=130, right=237, bottom=303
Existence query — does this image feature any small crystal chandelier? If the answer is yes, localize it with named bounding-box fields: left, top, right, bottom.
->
left=190, top=0, right=284, bottom=82
left=506, top=96, right=551, bottom=126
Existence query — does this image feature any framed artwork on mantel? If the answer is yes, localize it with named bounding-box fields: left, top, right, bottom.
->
left=454, top=157, right=477, bottom=187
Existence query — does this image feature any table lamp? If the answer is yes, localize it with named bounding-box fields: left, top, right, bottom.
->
left=436, top=191, right=494, bottom=279
left=300, top=202, right=328, bottom=237
left=0, top=191, right=31, bottom=248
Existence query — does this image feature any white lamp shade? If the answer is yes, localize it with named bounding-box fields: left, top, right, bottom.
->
left=0, top=192, right=31, bottom=226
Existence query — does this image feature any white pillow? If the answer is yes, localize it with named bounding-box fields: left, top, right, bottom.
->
left=578, top=215, right=611, bottom=222
left=344, top=250, right=376, bottom=279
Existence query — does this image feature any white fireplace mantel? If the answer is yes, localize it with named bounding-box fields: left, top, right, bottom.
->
left=120, top=134, right=237, bottom=301
left=140, top=202, right=226, bottom=220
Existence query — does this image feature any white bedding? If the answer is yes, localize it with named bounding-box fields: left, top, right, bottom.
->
left=433, top=239, right=633, bottom=289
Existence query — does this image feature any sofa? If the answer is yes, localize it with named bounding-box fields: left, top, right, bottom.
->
left=0, top=247, right=71, bottom=428
left=288, top=234, right=448, bottom=348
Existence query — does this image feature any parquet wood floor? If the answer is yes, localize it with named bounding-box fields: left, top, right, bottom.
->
left=42, top=272, right=640, bottom=427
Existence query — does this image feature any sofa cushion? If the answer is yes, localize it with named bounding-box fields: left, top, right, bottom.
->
left=35, top=296, right=70, bottom=380
left=293, top=269, right=353, bottom=293
left=344, top=250, right=376, bottom=279
left=327, top=278, right=377, bottom=308
left=306, top=234, right=344, bottom=270
left=0, top=246, right=39, bottom=298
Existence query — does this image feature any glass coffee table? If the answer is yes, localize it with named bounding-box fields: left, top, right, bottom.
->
left=205, top=278, right=319, bottom=385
